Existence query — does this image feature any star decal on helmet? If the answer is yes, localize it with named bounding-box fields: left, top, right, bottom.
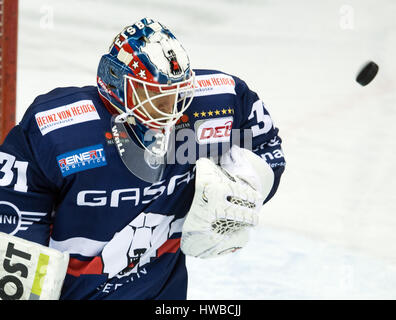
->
left=132, top=60, right=139, bottom=69
left=138, top=69, right=147, bottom=79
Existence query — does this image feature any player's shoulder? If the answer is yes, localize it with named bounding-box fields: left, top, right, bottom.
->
left=22, top=86, right=98, bottom=118
left=193, top=68, right=239, bottom=80
left=33, top=85, right=97, bottom=103
left=19, top=85, right=105, bottom=134
left=14, top=85, right=109, bottom=183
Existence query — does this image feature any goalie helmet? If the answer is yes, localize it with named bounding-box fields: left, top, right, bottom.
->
left=97, top=17, right=195, bottom=132
left=97, top=18, right=195, bottom=183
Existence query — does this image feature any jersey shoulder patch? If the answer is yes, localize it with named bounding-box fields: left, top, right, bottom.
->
left=21, top=86, right=101, bottom=137
left=193, top=69, right=237, bottom=97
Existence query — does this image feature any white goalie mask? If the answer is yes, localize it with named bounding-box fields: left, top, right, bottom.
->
left=97, top=18, right=196, bottom=182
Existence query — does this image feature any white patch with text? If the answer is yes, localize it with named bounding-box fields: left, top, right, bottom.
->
left=193, top=74, right=236, bottom=97
left=35, top=100, right=100, bottom=135
left=195, top=117, right=233, bottom=145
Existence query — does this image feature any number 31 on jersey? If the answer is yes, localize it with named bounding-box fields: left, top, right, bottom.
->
left=0, top=152, right=29, bottom=193
left=248, top=100, right=273, bottom=137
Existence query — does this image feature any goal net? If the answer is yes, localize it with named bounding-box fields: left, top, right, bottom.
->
left=0, top=0, right=18, bottom=144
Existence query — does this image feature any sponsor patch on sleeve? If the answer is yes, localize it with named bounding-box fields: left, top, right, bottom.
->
left=193, top=73, right=236, bottom=97
left=56, top=144, right=107, bottom=177
left=35, top=100, right=100, bottom=135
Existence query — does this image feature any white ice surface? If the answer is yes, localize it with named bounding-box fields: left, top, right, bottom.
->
left=17, top=0, right=396, bottom=299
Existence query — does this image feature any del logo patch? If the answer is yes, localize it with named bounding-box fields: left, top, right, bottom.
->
left=56, top=144, right=107, bottom=177
left=194, top=116, right=233, bottom=144
left=35, top=100, right=100, bottom=135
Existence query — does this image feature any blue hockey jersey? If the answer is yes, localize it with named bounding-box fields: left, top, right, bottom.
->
left=0, top=69, right=285, bottom=299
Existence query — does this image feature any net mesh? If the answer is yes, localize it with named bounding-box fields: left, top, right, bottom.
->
left=0, top=0, right=4, bottom=108
left=0, top=0, right=18, bottom=143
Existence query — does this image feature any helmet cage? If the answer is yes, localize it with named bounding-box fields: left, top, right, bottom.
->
left=124, top=71, right=195, bottom=130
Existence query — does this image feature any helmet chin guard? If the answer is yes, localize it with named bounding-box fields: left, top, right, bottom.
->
left=111, top=114, right=174, bottom=183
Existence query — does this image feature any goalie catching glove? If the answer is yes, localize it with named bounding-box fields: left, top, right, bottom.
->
left=0, top=232, right=69, bottom=300
left=181, top=145, right=275, bottom=258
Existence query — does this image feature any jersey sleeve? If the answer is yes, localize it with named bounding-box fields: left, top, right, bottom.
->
left=0, top=124, right=57, bottom=245
left=234, top=77, right=286, bottom=203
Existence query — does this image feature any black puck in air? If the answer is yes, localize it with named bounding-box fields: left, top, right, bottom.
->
left=356, top=61, right=379, bottom=86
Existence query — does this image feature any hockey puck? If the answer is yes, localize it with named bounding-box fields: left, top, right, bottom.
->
left=356, top=61, right=379, bottom=86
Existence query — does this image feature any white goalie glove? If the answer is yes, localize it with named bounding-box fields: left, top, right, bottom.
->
left=181, top=145, right=275, bottom=258
left=0, top=232, right=69, bottom=300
